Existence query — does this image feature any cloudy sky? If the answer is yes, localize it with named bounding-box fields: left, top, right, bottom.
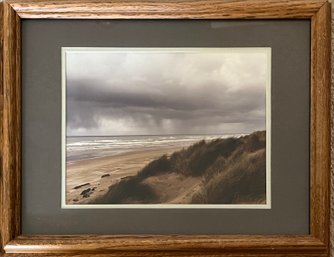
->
left=65, top=48, right=269, bottom=136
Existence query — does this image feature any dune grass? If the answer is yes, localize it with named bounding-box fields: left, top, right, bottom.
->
left=93, top=131, right=266, bottom=204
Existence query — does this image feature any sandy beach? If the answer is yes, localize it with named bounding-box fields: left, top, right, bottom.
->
left=66, top=146, right=183, bottom=204
left=65, top=131, right=266, bottom=205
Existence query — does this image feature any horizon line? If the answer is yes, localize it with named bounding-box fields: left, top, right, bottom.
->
left=66, top=131, right=265, bottom=137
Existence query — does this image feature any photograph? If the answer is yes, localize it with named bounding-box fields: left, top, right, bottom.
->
left=62, top=47, right=271, bottom=208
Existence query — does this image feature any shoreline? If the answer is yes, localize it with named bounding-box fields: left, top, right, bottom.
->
left=65, top=131, right=266, bottom=205
left=66, top=146, right=184, bottom=204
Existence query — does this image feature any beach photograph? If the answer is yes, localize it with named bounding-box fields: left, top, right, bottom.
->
left=62, top=48, right=271, bottom=207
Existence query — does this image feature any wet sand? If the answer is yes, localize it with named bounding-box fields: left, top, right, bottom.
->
left=66, top=146, right=183, bottom=204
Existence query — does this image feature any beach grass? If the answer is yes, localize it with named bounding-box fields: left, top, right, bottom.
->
left=92, top=131, right=266, bottom=205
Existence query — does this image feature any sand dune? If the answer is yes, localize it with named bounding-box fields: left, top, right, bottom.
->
left=92, top=131, right=266, bottom=205
left=66, top=147, right=183, bottom=204
left=142, top=173, right=201, bottom=203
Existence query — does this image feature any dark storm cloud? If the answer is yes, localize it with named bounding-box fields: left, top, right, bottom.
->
left=65, top=49, right=269, bottom=136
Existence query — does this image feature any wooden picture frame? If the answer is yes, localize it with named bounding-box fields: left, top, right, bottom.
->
left=0, top=0, right=331, bottom=256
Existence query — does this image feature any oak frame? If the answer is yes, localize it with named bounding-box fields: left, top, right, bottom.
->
left=0, top=0, right=331, bottom=256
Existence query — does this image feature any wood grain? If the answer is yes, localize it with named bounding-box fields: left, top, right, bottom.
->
left=4, top=0, right=328, bottom=19
left=331, top=5, right=334, bottom=257
left=0, top=1, right=3, bottom=255
left=3, top=235, right=327, bottom=255
left=0, top=252, right=330, bottom=257
left=0, top=0, right=332, bottom=256
left=0, top=0, right=21, bottom=250
left=310, top=1, right=331, bottom=247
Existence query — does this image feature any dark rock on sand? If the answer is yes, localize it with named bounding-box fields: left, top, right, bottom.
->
left=73, top=183, right=90, bottom=189
left=81, top=188, right=92, bottom=198
left=101, top=174, right=110, bottom=178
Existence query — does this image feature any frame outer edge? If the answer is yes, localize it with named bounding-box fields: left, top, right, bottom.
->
left=310, top=1, right=331, bottom=249
left=0, top=0, right=331, bottom=256
left=2, top=235, right=328, bottom=255
left=0, top=0, right=4, bottom=253
left=1, top=0, right=21, bottom=249
left=5, top=0, right=329, bottom=19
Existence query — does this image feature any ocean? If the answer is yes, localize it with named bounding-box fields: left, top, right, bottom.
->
left=66, top=134, right=245, bottom=162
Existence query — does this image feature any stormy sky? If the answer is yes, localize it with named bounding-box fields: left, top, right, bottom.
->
left=65, top=49, right=269, bottom=136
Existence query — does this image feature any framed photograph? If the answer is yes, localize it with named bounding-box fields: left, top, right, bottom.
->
left=62, top=47, right=271, bottom=209
left=0, top=0, right=331, bottom=256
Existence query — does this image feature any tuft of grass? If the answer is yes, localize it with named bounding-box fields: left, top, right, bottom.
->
left=94, top=177, right=157, bottom=204
left=191, top=149, right=266, bottom=204
left=137, top=155, right=171, bottom=179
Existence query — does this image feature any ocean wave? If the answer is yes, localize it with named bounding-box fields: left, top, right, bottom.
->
left=66, top=134, right=245, bottom=161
